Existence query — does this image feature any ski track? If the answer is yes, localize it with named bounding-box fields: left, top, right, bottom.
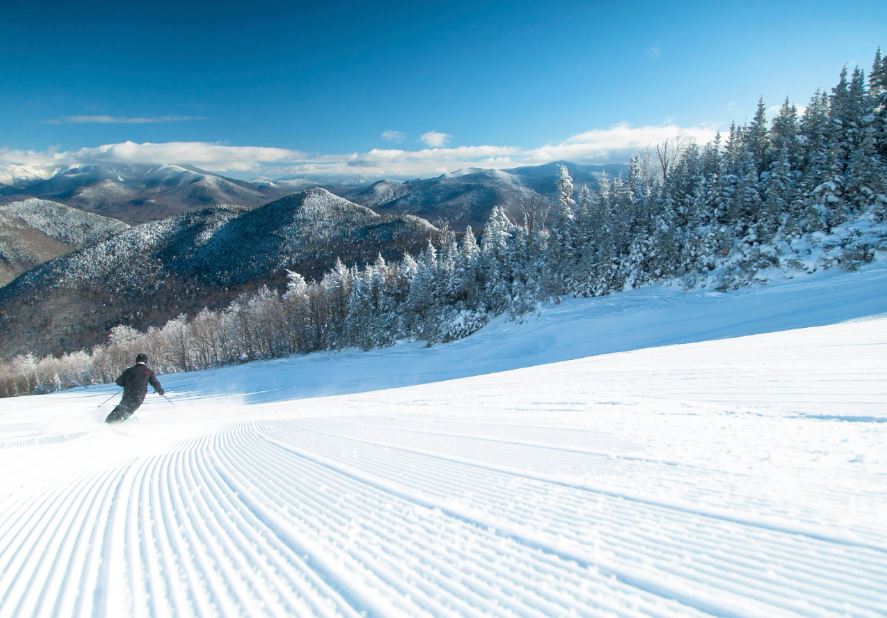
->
left=2, top=282, right=887, bottom=616
left=256, top=421, right=887, bottom=613
left=311, top=417, right=887, bottom=549
left=1, top=411, right=885, bottom=616
left=0, top=432, right=86, bottom=449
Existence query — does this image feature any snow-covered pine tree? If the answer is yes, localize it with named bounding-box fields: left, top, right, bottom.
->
left=762, top=146, right=796, bottom=237
left=480, top=206, right=515, bottom=312
left=870, top=48, right=887, bottom=158
left=748, top=97, right=771, bottom=174
left=557, top=163, right=575, bottom=210
left=403, top=241, right=439, bottom=339
left=770, top=98, right=802, bottom=170
left=454, top=227, right=481, bottom=306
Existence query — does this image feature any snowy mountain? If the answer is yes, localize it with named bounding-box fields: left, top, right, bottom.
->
left=0, top=161, right=628, bottom=230
left=0, top=164, right=60, bottom=187
left=0, top=188, right=436, bottom=359
left=0, top=164, right=293, bottom=224
left=337, top=164, right=628, bottom=230
left=1, top=262, right=885, bottom=615
left=340, top=179, right=411, bottom=208
left=345, top=168, right=541, bottom=230
left=504, top=161, right=628, bottom=194
left=0, top=198, right=128, bottom=286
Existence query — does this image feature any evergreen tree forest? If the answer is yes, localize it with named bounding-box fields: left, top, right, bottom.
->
left=2, top=51, right=886, bottom=397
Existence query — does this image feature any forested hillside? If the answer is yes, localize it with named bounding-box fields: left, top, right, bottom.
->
left=0, top=189, right=436, bottom=365
left=0, top=199, right=128, bottom=285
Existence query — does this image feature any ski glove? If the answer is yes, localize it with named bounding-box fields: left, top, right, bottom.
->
left=157, top=388, right=165, bottom=396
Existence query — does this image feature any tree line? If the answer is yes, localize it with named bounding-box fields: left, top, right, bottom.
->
left=1, top=50, right=885, bottom=397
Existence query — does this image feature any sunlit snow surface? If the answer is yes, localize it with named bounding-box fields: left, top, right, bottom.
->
left=1, top=264, right=886, bottom=617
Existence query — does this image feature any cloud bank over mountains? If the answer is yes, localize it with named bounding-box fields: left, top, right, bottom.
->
left=1, top=123, right=718, bottom=179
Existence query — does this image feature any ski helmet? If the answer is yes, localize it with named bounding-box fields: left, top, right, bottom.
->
left=135, top=353, right=148, bottom=363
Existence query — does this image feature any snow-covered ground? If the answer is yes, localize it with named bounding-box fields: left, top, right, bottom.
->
left=1, top=264, right=886, bottom=617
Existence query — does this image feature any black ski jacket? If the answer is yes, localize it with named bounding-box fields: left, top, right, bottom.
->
left=116, top=363, right=163, bottom=403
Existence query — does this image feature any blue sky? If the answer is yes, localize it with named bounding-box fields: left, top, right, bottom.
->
left=1, top=0, right=885, bottom=178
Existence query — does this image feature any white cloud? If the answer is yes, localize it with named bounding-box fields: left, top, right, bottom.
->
left=0, top=146, right=63, bottom=168
left=1, top=123, right=722, bottom=179
left=44, top=115, right=204, bottom=125
left=381, top=130, right=406, bottom=143
left=647, top=47, right=661, bottom=60
left=532, top=123, right=717, bottom=163
left=420, top=131, right=452, bottom=147
left=265, top=124, right=718, bottom=178
left=71, top=141, right=297, bottom=172
left=1, top=141, right=300, bottom=173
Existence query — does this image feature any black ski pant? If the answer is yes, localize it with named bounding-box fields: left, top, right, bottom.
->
left=105, top=396, right=144, bottom=423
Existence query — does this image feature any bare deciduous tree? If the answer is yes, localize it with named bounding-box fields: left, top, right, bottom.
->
left=518, top=195, right=552, bottom=236
left=655, top=136, right=688, bottom=183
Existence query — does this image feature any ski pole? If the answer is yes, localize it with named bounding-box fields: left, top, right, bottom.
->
left=96, top=389, right=122, bottom=408
left=160, top=393, right=176, bottom=407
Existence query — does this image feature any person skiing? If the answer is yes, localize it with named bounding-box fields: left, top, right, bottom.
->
left=104, top=353, right=164, bottom=423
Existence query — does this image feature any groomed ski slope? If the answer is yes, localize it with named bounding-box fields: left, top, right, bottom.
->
left=1, top=264, right=886, bottom=617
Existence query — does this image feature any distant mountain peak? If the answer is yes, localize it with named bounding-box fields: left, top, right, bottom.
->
left=1, top=160, right=630, bottom=230
left=0, top=164, right=61, bottom=187
left=267, top=187, right=379, bottom=220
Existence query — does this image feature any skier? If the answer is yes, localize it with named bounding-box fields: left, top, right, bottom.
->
left=104, top=353, right=164, bottom=423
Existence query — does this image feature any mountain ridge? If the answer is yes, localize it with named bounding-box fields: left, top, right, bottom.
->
left=0, top=161, right=629, bottom=228
left=0, top=188, right=437, bottom=360
left=0, top=198, right=129, bottom=286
